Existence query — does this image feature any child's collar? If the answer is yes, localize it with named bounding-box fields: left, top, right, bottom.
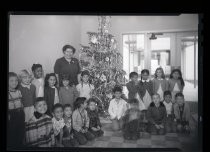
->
left=21, top=83, right=31, bottom=89
left=142, top=79, right=149, bottom=82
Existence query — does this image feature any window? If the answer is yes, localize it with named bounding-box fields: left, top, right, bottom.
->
left=123, top=34, right=145, bottom=79
left=151, top=37, right=171, bottom=76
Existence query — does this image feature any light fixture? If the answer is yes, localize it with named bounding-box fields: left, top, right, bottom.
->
left=149, top=33, right=163, bottom=40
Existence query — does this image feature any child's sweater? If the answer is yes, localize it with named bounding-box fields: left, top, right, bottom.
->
left=87, top=109, right=102, bottom=129
left=173, top=102, right=190, bottom=123
left=25, top=113, right=54, bottom=147
left=152, top=78, right=168, bottom=94
left=59, top=86, right=79, bottom=106
left=138, top=80, right=153, bottom=99
left=72, top=109, right=90, bottom=132
left=18, top=83, right=36, bottom=107
left=168, top=79, right=184, bottom=92
left=126, top=81, right=139, bottom=100
left=147, top=102, right=167, bottom=125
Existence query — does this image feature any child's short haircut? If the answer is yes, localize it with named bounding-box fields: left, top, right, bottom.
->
left=31, top=64, right=42, bottom=72
left=9, top=72, right=18, bottom=78
left=34, top=97, right=45, bottom=105
left=52, top=103, right=63, bottom=112
left=81, top=70, right=90, bottom=77
left=87, top=98, right=97, bottom=105
left=74, top=97, right=87, bottom=110
left=129, top=98, right=139, bottom=105
left=112, top=85, right=122, bottom=93
left=175, top=92, right=184, bottom=98
left=152, top=93, right=160, bottom=98
left=63, top=104, right=72, bottom=110
left=61, top=74, right=69, bottom=81
left=141, top=69, right=149, bottom=75
left=129, top=72, right=138, bottom=79
left=164, top=91, right=172, bottom=97
left=19, top=69, right=30, bottom=78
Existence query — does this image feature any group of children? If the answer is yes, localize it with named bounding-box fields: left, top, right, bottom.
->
left=8, top=63, right=191, bottom=148
left=108, top=67, right=191, bottom=140
left=8, top=64, right=101, bottom=148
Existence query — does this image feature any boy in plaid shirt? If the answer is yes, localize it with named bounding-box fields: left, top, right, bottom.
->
left=25, top=97, right=55, bottom=147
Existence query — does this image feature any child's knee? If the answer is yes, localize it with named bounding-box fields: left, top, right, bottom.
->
left=86, top=131, right=95, bottom=140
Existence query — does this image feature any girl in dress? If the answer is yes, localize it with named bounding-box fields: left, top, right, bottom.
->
left=139, top=69, right=153, bottom=110
left=152, top=67, right=168, bottom=101
left=76, top=70, right=94, bottom=100
left=168, top=69, right=185, bottom=103
left=31, top=63, right=44, bottom=97
left=138, top=69, right=153, bottom=131
left=44, top=73, right=59, bottom=116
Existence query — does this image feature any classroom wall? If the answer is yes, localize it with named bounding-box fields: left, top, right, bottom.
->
left=9, top=14, right=198, bottom=75
left=9, top=15, right=81, bottom=74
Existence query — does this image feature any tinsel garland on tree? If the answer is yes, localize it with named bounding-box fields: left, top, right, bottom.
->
left=79, top=16, right=126, bottom=117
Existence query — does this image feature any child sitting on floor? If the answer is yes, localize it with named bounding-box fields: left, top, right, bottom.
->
left=52, top=103, right=65, bottom=147
left=87, top=98, right=104, bottom=137
left=62, top=104, right=79, bottom=147
left=147, top=93, right=167, bottom=135
left=173, top=92, right=191, bottom=134
left=122, top=98, right=142, bottom=140
left=25, top=97, right=55, bottom=147
left=108, top=85, right=128, bottom=131
left=163, top=91, right=176, bottom=133
left=72, top=97, right=95, bottom=145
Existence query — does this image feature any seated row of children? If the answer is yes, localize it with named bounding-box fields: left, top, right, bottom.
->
left=109, top=77, right=190, bottom=140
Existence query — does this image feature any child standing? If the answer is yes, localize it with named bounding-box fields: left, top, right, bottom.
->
left=173, top=93, right=190, bottom=134
left=108, top=86, right=128, bottom=131
left=72, top=97, right=95, bottom=145
left=122, top=98, right=141, bottom=140
left=52, top=103, right=65, bottom=147
left=44, top=73, right=59, bottom=116
left=152, top=67, right=168, bottom=101
left=18, top=69, right=36, bottom=122
left=126, top=72, right=139, bottom=100
left=76, top=70, right=94, bottom=100
left=163, top=91, right=176, bottom=133
left=25, top=97, right=55, bottom=147
left=168, top=69, right=185, bottom=103
left=87, top=98, right=104, bottom=137
left=59, top=74, right=79, bottom=107
left=63, top=104, right=79, bottom=147
left=8, top=72, right=25, bottom=148
left=139, top=69, right=153, bottom=110
left=147, top=93, right=167, bottom=135
left=31, top=64, right=44, bottom=98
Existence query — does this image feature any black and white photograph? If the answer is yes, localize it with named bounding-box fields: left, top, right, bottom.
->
left=7, top=14, right=201, bottom=151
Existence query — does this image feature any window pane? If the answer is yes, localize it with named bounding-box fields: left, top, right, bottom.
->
left=123, top=34, right=144, bottom=80
left=151, top=37, right=170, bottom=50
left=151, top=50, right=171, bottom=75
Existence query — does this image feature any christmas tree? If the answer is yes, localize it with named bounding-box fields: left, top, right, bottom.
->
left=79, top=16, right=126, bottom=117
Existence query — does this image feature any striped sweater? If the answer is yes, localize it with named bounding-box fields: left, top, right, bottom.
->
left=25, top=114, right=55, bottom=147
